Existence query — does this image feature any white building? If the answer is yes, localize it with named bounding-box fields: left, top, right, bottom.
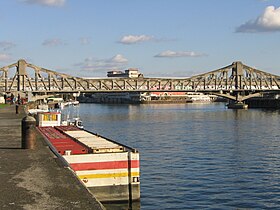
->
left=107, top=68, right=143, bottom=78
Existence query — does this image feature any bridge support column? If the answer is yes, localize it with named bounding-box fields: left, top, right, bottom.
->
left=17, top=59, right=27, bottom=92
left=226, top=62, right=248, bottom=109
left=227, top=100, right=248, bottom=109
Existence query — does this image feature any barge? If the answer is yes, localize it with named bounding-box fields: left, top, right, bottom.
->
left=36, top=112, right=140, bottom=203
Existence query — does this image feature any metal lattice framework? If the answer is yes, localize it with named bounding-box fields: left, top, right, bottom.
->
left=1, top=59, right=280, bottom=102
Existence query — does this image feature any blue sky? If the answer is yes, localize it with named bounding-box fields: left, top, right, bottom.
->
left=1, top=0, right=280, bottom=77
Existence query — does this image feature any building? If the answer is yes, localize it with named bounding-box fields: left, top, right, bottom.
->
left=107, top=68, right=143, bottom=78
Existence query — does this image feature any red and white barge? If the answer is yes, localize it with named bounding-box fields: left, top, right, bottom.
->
left=36, top=112, right=140, bottom=202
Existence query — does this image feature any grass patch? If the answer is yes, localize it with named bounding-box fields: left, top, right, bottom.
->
left=0, top=104, right=8, bottom=108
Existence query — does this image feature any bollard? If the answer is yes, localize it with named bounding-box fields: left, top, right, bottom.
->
left=22, top=115, right=37, bottom=149
left=16, top=104, right=19, bottom=114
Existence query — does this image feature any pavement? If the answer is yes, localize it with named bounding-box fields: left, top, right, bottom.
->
left=0, top=105, right=105, bottom=210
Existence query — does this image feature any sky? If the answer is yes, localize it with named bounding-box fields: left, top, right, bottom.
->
left=1, top=0, right=280, bottom=78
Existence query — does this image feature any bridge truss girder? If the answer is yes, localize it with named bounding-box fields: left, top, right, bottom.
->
left=0, top=60, right=280, bottom=102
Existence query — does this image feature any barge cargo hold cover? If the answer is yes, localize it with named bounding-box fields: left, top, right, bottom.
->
left=37, top=112, right=140, bottom=203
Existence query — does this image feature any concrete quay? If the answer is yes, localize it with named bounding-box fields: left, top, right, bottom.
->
left=0, top=105, right=105, bottom=210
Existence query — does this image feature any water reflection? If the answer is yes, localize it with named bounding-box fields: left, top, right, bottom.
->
left=63, top=103, right=280, bottom=209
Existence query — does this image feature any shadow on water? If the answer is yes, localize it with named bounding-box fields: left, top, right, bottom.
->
left=102, top=201, right=140, bottom=210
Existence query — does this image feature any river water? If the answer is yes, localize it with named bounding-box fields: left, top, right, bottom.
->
left=64, top=103, right=280, bottom=209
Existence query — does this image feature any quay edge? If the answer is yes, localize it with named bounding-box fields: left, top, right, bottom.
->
left=0, top=105, right=105, bottom=210
left=245, top=98, right=280, bottom=108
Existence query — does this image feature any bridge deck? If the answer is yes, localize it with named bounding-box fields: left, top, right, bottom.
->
left=1, top=60, right=280, bottom=103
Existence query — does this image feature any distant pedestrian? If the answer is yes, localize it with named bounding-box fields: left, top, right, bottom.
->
left=11, top=93, right=14, bottom=104
left=18, top=94, right=21, bottom=105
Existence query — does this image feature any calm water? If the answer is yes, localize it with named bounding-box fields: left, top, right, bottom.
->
left=65, top=103, right=280, bottom=209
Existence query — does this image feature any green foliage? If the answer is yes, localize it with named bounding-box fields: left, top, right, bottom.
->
left=0, top=104, right=8, bottom=108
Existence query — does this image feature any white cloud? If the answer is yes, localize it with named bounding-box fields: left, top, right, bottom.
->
left=154, top=50, right=206, bottom=58
left=23, top=0, right=65, bottom=7
left=74, top=54, right=128, bottom=72
left=119, top=35, right=154, bottom=44
left=0, top=53, right=11, bottom=62
left=111, top=54, right=128, bottom=63
left=0, top=41, right=16, bottom=51
left=80, top=37, right=91, bottom=45
left=236, top=6, right=280, bottom=32
left=42, top=38, right=65, bottom=46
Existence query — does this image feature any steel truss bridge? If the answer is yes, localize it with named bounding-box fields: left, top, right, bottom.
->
left=1, top=59, right=280, bottom=103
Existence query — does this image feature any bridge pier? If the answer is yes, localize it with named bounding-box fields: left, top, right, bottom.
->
left=17, top=59, right=27, bottom=92
left=226, top=101, right=248, bottom=109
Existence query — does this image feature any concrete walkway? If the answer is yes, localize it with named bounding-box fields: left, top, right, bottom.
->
left=0, top=105, right=105, bottom=210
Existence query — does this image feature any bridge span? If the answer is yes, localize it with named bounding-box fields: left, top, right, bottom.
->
left=1, top=59, right=280, bottom=104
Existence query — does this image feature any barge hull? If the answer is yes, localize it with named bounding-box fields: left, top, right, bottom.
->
left=88, top=184, right=140, bottom=202
left=63, top=151, right=140, bottom=202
